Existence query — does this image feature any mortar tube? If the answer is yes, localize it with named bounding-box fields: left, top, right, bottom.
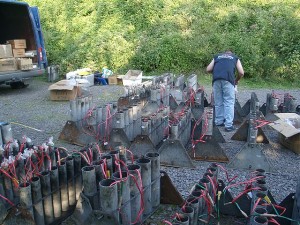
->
left=123, top=108, right=129, bottom=137
left=175, top=213, right=189, bottom=225
left=66, top=156, right=76, bottom=207
left=50, top=166, right=62, bottom=219
left=191, top=189, right=204, bottom=215
left=255, top=185, right=268, bottom=197
left=288, top=98, right=297, bottom=112
left=96, top=107, right=104, bottom=139
left=136, top=157, right=152, bottom=219
left=181, top=205, right=194, bottom=225
left=203, top=172, right=214, bottom=199
left=128, top=164, right=142, bottom=225
left=209, top=163, right=219, bottom=176
left=199, top=178, right=210, bottom=219
left=253, top=216, right=268, bottom=225
left=128, top=106, right=134, bottom=141
left=17, top=157, right=26, bottom=183
left=79, top=149, right=89, bottom=168
left=84, top=96, right=90, bottom=118
left=76, top=97, right=83, bottom=121
left=145, top=152, right=160, bottom=208
left=82, top=166, right=99, bottom=209
left=40, top=171, right=54, bottom=224
left=92, top=160, right=103, bottom=188
left=109, top=150, right=120, bottom=173
left=31, top=176, right=45, bottom=225
left=132, top=105, right=138, bottom=137
left=19, top=182, right=33, bottom=216
left=70, top=99, right=78, bottom=121
left=84, top=96, right=91, bottom=113
left=0, top=128, right=3, bottom=147
left=0, top=174, right=6, bottom=206
left=171, top=124, right=179, bottom=139
left=252, top=192, right=267, bottom=212
left=88, top=94, right=93, bottom=107
left=88, top=108, right=97, bottom=132
left=186, top=196, right=199, bottom=225
left=99, top=178, right=119, bottom=223
left=101, top=155, right=113, bottom=177
left=206, top=167, right=218, bottom=192
left=1, top=122, right=13, bottom=144
left=112, top=171, right=131, bottom=225
left=137, top=103, right=142, bottom=137
left=3, top=175, right=14, bottom=203
left=72, top=153, right=82, bottom=201
left=113, top=111, right=125, bottom=129
left=49, top=148, right=57, bottom=168
left=116, top=146, right=127, bottom=171
left=251, top=206, right=268, bottom=224
left=58, top=161, right=69, bottom=212
left=255, top=178, right=266, bottom=186
left=141, top=118, right=149, bottom=135
left=255, top=169, right=266, bottom=176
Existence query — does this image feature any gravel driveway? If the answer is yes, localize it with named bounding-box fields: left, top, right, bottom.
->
left=0, top=78, right=299, bottom=224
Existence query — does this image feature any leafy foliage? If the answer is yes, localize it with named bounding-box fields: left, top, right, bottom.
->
left=24, top=0, right=300, bottom=86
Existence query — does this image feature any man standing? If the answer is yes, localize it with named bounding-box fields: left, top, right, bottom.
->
left=206, top=50, right=244, bottom=131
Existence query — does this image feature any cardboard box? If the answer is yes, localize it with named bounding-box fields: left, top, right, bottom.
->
left=17, top=58, right=33, bottom=70
left=108, top=75, right=118, bottom=85
left=0, top=44, right=13, bottom=58
left=0, top=58, right=17, bottom=72
left=269, top=113, right=300, bottom=154
left=122, top=70, right=143, bottom=86
left=48, top=80, right=82, bottom=101
left=7, top=39, right=27, bottom=49
left=75, top=73, right=94, bottom=86
left=13, top=48, right=25, bottom=57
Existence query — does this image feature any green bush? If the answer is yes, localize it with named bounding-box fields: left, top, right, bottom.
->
left=25, top=0, right=300, bottom=86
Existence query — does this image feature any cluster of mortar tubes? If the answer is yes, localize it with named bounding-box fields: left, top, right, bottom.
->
left=141, top=106, right=170, bottom=146
left=112, top=102, right=143, bottom=142
left=170, top=107, right=192, bottom=146
left=283, top=93, right=298, bottom=112
left=250, top=169, right=269, bottom=225
left=70, top=99, right=120, bottom=139
left=81, top=150, right=161, bottom=224
left=201, top=107, right=214, bottom=136
left=187, top=74, right=198, bottom=92
left=150, top=85, right=170, bottom=106
left=267, top=94, right=279, bottom=112
left=172, top=163, right=218, bottom=225
left=174, top=75, right=186, bottom=90
left=0, top=122, right=13, bottom=147
left=1, top=147, right=82, bottom=225
left=69, top=95, right=93, bottom=122
left=248, top=111, right=258, bottom=145
left=151, top=74, right=173, bottom=86
left=194, top=90, right=204, bottom=107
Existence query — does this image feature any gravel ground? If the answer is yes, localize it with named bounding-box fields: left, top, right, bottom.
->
left=0, top=78, right=299, bottom=224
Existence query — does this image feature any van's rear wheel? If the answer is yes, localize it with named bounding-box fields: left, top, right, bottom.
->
left=10, top=81, right=29, bottom=89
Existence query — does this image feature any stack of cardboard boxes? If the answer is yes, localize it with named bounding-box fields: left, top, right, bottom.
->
left=0, top=39, right=33, bottom=72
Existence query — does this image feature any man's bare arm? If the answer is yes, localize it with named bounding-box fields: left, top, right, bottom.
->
left=235, top=59, right=244, bottom=84
left=206, top=59, right=215, bottom=73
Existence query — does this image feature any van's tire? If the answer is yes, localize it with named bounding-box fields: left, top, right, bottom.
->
left=10, top=81, right=29, bottom=89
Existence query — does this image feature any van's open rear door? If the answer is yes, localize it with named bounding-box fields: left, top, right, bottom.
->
left=30, top=6, right=48, bottom=69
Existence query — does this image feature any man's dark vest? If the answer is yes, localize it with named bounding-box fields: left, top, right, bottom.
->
left=212, top=52, right=238, bottom=86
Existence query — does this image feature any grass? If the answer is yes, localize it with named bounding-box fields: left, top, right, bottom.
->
left=38, top=68, right=299, bottom=90
left=196, top=71, right=300, bottom=90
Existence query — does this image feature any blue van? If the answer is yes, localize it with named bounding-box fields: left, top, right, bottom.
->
left=0, top=0, right=47, bottom=88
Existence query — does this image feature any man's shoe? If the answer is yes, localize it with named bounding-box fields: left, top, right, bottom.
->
left=225, top=126, right=236, bottom=132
